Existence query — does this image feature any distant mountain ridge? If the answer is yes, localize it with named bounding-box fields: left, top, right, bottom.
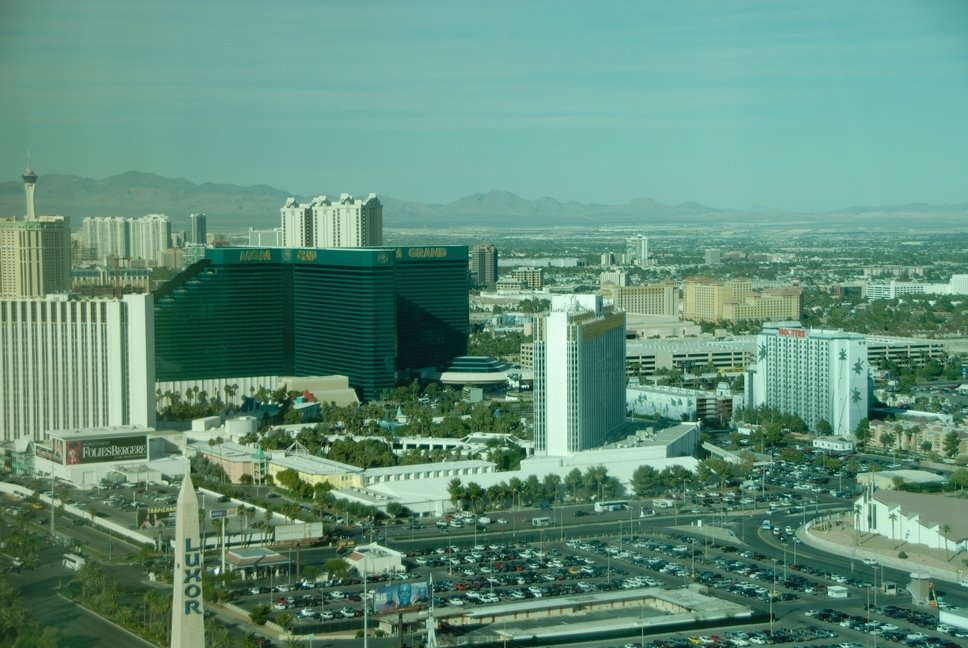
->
left=0, top=171, right=965, bottom=231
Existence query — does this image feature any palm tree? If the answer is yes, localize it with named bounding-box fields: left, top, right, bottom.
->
left=143, top=589, right=159, bottom=627
left=888, top=512, right=898, bottom=546
left=224, top=383, right=239, bottom=411
left=77, top=561, right=105, bottom=599
left=103, top=581, right=122, bottom=613
left=447, top=478, right=464, bottom=508
left=942, top=524, right=952, bottom=559
left=853, top=503, right=862, bottom=545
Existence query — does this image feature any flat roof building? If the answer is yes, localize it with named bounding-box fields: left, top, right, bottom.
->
left=267, top=451, right=364, bottom=490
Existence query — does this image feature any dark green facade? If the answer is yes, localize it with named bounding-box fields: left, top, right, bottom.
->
left=153, top=246, right=467, bottom=400
left=394, top=246, right=470, bottom=371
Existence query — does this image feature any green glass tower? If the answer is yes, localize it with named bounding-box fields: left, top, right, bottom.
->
left=394, top=246, right=470, bottom=372
left=153, top=246, right=467, bottom=400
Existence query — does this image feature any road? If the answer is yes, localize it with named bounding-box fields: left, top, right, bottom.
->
left=4, top=546, right=154, bottom=648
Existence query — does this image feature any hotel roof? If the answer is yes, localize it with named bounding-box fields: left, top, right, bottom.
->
left=873, top=491, right=968, bottom=541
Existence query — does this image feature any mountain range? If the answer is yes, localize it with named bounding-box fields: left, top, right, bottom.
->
left=1, top=171, right=965, bottom=232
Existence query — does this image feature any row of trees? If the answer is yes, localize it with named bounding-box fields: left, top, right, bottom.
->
left=0, top=577, right=63, bottom=647
left=156, top=383, right=242, bottom=421
left=447, top=466, right=624, bottom=514
left=70, top=560, right=263, bottom=648
left=630, top=458, right=746, bottom=497
left=807, top=293, right=968, bottom=338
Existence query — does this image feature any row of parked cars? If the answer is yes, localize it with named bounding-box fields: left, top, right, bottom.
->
left=608, top=625, right=841, bottom=648
left=805, top=607, right=964, bottom=646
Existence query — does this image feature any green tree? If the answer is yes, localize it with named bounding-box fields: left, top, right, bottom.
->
left=631, top=465, right=662, bottom=497
left=814, top=419, right=833, bottom=436
left=854, top=418, right=871, bottom=447
left=385, top=501, right=404, bottom=518
left=249, top=604, right=272, bottom=625
left=323, top=558, right=350, bottom=579
left=447, top=479, right=464, bottom=507
left=950, top=468, right=968, bottom=492
left=879, top=432, right=896, bottom=449
left=943, top=431, right=961, bottom=458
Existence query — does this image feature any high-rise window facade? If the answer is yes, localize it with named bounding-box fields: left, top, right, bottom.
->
left=153, top=246, right=467, bottom=400
left=533, top=295, right=626, bottom=456
left=189, top=213, right=207, bottom=245
left=0, top=294, right=155, bottom=441
left=748, top=322, right=868, bottom=437
left=469, top=243, right=498, bottom=290
left=280, top=194, right=382, bottom=249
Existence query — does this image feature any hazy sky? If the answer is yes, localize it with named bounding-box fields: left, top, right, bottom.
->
left=2, top=1, right=966, bottom=211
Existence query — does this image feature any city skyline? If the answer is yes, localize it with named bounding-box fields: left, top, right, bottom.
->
left=1, top=1, right=967, bottom=213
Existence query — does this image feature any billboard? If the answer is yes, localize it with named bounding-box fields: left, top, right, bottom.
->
left=59, top=435, right=148, bottom=465
left=372, top=582, right=430, bottom=613
left=274, top=522, right=324, bottom=543
left=139, top=505, right=177, bottom=528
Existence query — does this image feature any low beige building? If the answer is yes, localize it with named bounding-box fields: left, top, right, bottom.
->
left=344, top=543, right=405, bottom=575
left=856, top=469, right=946, bottom=491
left=268, top=451, right=364, bottom=490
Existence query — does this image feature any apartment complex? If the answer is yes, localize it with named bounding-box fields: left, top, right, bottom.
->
left=684, top=276, right=800, bottom=323
left=746, top=322, right=868, bottom=437
left=533, top=295, right=626, bottom=456
left=0, top=168, right=72, bottom=299
left=0, top=294, right=156, bottom=442
left=470, top=243, right=498, bottom=290
left=189, top=212, right=207, bottom=245
left=602, top=282, right=677, bottom=317
left=82, top=214, right=172, bottom=265
left=721, top=287, right=802, bottom=322
left=625, top=234, right=649, bottom=265
left=683, top=277, right=752, bottom=321
left=510, top=267, right=543, bottom=290
left=280, top=194, right=382, bottom=248
left=0, top=216, right=71, bottom=298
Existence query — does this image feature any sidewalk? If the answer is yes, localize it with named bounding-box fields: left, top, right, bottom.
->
left=803, top=514, right=965, bottom=583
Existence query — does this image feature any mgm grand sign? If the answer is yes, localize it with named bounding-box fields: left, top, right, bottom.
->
left=397, top=247, right=449, bottom=260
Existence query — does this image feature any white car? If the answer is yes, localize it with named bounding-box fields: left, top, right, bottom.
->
left=862, top=557, right=878, bottom=566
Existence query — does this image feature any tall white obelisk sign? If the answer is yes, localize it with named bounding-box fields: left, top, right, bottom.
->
left=171, top=473, right=205, bottom=647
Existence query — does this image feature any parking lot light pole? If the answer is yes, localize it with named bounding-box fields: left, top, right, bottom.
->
left=362, top=566, right=368, bottom=648
left=770, top=558, right=777, bottom=636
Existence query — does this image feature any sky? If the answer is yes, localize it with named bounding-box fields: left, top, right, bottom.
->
left=1, top=0, right=967, bottom=212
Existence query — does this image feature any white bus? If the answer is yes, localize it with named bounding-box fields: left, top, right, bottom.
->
left=63, top=553, right=86, bottom=571
left=531, top=516, right=552, bottom=527
left=594, top=500, right=629, bottom=513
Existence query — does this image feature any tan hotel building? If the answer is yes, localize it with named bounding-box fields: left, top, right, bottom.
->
left=684, top=277, right=800, bottom=323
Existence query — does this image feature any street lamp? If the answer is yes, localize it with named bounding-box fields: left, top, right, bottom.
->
left=769, top=559, right=778, bottom=636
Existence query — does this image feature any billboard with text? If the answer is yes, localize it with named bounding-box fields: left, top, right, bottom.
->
left=372, top=582, right=429, bottom=613
left=61, top=435, right=148, bottom=465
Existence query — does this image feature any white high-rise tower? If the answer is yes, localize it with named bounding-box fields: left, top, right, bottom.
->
left=747, top=322, right=868, bottom=437
left=533, top=295, right=626, bottom=456
left=22, top=164, right=38, bottom=220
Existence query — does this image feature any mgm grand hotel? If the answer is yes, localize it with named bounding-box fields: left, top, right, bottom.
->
left=153, top=246, right=469, bottom=401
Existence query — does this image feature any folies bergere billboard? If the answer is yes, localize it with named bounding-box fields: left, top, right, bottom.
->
left=61, top=435, right=148, bottom=465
